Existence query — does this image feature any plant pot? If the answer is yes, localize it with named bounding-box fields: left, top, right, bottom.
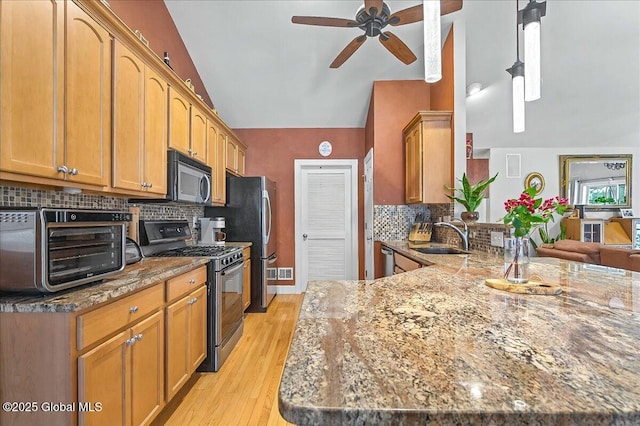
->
left=461, top=211, right=479, bottom=223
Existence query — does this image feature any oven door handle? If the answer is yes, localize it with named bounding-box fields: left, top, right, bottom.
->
left=221, top=262, right=244, bottom=276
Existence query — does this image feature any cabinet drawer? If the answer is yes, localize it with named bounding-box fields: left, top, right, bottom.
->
left=394, top=253, right=421, bottom=273
left=77, top=284, right=164, bottom=351
left=166, top=266, right=207, bottom=302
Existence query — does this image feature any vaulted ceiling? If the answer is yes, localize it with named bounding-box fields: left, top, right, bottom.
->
left=165, top=0, right=640, bottom=149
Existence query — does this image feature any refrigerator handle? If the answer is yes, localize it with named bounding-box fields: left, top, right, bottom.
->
left=263, top=189, right=272, bottom=245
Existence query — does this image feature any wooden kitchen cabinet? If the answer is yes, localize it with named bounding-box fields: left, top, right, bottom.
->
left=0, top=0, right=64, bottom=179
left=78, top=306, right=164, bottom=426
left=191, top=105, right=208, bottom=163
left=112, top=39, right=167, bottom=195
left=226, top=135, right=246, bottom=176
left=64, top=0, right=112, bottom=186
left=242, top=247, right=251, bottom=310
left=207, top=119, right=226, bottom=205
left=403, top=111, right=453, bottom=204
left=393, top=252, right=422, bottom=274
left=0, top=0, right=111, bottom=186
left=169, top=87, right=208, bottom=163
left=166, top=285, right=207, bottom=400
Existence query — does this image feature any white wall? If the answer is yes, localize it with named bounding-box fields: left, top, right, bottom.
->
left=488, top=148, right=640, bottom=238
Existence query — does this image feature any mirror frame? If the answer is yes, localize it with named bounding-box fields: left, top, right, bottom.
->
left=559, top=154, right=633, bottom=209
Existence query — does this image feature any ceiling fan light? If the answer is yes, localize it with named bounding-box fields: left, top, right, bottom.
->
left=506, top=60, right=525, bottom=133
left=424, top=0, right=441, bottom=83
left=519, top=0, right=546, bottom=101
left=523, top=20, right=541, bottom=101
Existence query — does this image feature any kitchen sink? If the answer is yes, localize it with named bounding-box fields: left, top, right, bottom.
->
left=412, top=247, right=469, bottom=255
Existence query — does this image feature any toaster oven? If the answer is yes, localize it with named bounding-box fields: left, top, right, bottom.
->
left=0, top=208, right=131, bottom=293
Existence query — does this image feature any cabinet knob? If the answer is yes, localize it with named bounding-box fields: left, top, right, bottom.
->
left=125, top=338, right=136, bottom=346
left=188, top=297, right=198, bottom=305
left=147, top=182, right=153, bottom=188
left=57, top=165, right=68, bottom=174
left=69, top=168, right=78, bottom=176
left=193, top=151, right=198, bottom=156
left=134, top=333, right=143, bottom=341
left=129, top=306, right=139, bottom=313
left=141, top=182, right=147, bottom=188
left=189, top=278, right=195, bottom=284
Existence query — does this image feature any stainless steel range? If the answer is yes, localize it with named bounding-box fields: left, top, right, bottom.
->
left=139, top=220, right=244, bottom=372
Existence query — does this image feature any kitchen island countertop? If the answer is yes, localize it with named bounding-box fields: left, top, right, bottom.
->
left=279, top=242, right=640, bottom=425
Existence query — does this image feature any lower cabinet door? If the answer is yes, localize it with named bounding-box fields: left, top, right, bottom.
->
left=188, top=286, right=207, bottom=372
left=131, top=311, right=164, bottom=426
left=78, top=330, right=129, bottom=426
left=165, top=293, right=191, bottom=400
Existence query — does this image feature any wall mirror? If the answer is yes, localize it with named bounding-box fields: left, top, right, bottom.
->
left=560, top=155, right=632, bottom=209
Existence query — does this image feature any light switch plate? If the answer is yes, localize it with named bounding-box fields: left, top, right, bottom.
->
left=491, top=232, right=504, bottom=247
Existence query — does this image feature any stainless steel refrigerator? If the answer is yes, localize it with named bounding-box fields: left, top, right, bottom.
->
left=205, top=175, right=277, bottom=312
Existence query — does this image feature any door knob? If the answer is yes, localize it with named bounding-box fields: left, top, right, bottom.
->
left=302, top=234, right=308, bottom=241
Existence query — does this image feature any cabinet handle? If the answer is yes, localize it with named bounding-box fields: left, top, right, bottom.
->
left=193, top=151, right=198, bottom=156
left=69, top=168, right=78, bottom=176
left=147, top=182, right=153, bottom=188
left=189, top=278, right=196, bottom=284
left=57, top=165, right=68, bottom=174
left=125, top=338, right=136, bottom=346
left=129, top=306, right=139, bottom=313
left=141, top=182, right=147, bottom=188
left=134, top=333, right=143, bottom=341
left=188, top=297, right=198, bottom=305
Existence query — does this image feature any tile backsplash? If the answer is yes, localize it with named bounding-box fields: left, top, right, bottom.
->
left=374, top=201, right=508, bottom=254
left=0, top=186, right=204, bottom=244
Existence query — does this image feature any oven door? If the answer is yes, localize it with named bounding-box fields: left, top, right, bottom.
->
left=216, top=260, right=244, bottom=346
left=44, top=224, right=126, bottom=291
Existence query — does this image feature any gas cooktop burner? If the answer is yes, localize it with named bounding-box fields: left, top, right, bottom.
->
left=156, top=245, right=241, bottom=257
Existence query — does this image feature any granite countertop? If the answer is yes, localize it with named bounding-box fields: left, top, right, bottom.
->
left=279, top=242, right=640, bottom=425
left=0, top=257, right=209, bottom=313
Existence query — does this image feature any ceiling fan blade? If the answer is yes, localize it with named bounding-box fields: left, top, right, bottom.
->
left=388, top=4, right=422, bottom=26
left=379, top=32, right=417, bottom=65
left=291, top=16, right=359, bottom=27
left=441, top=0, right=463, bottom=16
left=330, top=35, right=367, bottom=68
left=388, top=0, right=463, bottom=26
left=364, top=0, right=384, bottom=17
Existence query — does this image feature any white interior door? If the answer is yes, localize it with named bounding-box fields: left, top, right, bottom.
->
left=364, top=149, right=374, bottom=280
left=295, top=160, right=358, bottom=292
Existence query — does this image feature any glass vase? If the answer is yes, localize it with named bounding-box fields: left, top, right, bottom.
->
left=504, top=237, right=530, bottom=283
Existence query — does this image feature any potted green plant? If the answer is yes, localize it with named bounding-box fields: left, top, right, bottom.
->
left=445, top=173, right=498, bottom=223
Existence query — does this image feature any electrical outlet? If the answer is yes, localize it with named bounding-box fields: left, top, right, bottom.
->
left=491, top=231, right=504, bottom=247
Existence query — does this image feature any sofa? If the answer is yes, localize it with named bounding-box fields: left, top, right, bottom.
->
left=536, top=239, right=640, bottom=272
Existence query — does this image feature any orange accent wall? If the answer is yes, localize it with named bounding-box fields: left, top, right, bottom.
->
left=234, top=128, right=366, bottom=282
left=367, top=80, right=431, bottom=205
left=107, top=0, right=213, bottom=107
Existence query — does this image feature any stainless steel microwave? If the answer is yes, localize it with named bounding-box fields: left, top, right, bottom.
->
left=130, top=150, right=212, bottom=205
left=0, top=208, right=131, bottom=293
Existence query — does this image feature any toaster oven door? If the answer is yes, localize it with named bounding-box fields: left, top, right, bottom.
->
left=45, top=225, right=125, bottom=289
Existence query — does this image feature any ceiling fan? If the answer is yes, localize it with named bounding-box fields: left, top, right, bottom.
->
left=291, top=0, right=463, bottom=68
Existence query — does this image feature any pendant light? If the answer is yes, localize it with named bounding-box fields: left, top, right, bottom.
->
left=423, top=0, right=441, bottom=83
left=506, top=0, right=525, bottom=133
left=518, top=0, right=546, bottom=101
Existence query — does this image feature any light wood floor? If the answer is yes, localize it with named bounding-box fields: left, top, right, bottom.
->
left=152, top=294, right=304, bottom=426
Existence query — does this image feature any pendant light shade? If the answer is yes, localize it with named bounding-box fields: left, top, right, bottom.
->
left=507, top=60, right=525, bottom=133
left=519, top=1, right=546, bottom=101
left=423, top=0, right=441, bottom=83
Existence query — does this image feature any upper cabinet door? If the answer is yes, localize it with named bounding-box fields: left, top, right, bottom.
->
left=190, top=106, right=207, bottom=162
left=144, top=67, right=168, bottom=195
left=0, top=0, right=64, bottom=178
left=112, top=40, right=144, bottom=192
left=168, top=87, right=191, bottom=155
left=65, top=1, right=112, bottom=186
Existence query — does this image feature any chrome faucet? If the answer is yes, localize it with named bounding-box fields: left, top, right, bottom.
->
left=434, top=218, right=469, bottom=251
